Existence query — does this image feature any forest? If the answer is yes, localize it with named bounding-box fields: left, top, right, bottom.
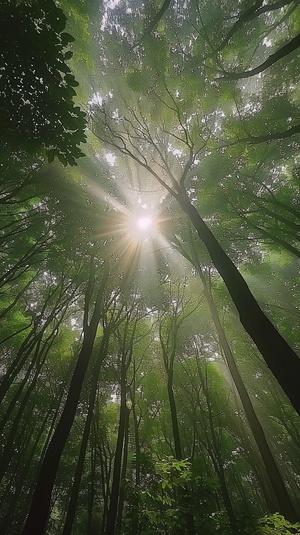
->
left=1, top=0, right=300, bottom=534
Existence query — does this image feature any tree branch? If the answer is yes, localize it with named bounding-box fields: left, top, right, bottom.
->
left=219, top=31, right=300, bottom=80
left=132, top=0, right=173, bottom=49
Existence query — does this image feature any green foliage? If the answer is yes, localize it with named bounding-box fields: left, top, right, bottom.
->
left=1, top=1, right=300, bottom=534
left=156, top=456, right=192, bottom=488
left=122, top=456, right=192, bottom=535
left=256, top=514, right=300, bottom=535
left=0, top=0, right=86, bottom=166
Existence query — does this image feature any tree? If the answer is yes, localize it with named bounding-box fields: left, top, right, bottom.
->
left=21, top=259, right=111, bottom=535
left=1, top=1, right=300, bottom=533
left=90, top=93, right=300, bottom=417
left=170, top=230, right=297, bottom=521
left=1, top=0, right=86, bottom=167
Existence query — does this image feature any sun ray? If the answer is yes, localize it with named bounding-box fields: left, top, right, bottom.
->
left=82, top=171, right=187, bottom=282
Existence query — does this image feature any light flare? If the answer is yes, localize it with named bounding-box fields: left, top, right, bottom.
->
left=136, top=216, right=153, bottom=231
left=126, top=210, right=157, bottom=241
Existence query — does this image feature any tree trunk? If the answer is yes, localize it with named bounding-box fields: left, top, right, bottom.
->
left=62, top=334, right=110, bottom=535
left=162, top=332, right=196, bottom=534
left=0, top=345, right=51, bottom=483
left=218, top=0, right=295, bottom=52
left=167, top=374, right=183, bottom=460
left=197, top=362, right=238, bottom=532
left=0, top=407, right=50, bottom=534
left=104, top=377, right=129, bottom=535
left=87, top=440, right=96, bottom=535
left=239, top=123, right=300, bottom=144
left=116, top=402, right=130, bottom=533
left=21, top=268, right=109, bottom=535
left=197, top=267, right=298, bottom=522
left=177, top=190, right=300, bottom=416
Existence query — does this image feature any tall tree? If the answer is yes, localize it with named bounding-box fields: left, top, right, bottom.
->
left=90, top=95, right=300, bottom=416
left=21, top=258, right=111, bottom=535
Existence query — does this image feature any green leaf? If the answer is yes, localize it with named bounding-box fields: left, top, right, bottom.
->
left=61, top=32, right=75, bottom=45
left=64, top=50, right=73, bottom=60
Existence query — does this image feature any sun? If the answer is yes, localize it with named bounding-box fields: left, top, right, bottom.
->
left=136, top=216, right=153, bottom=231
left=126, top=210, right=157, bottom=240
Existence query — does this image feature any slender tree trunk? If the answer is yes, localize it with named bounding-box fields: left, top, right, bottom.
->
left=161, top=334, right=196, bottom=534
left=104, top=377, right=129, bottom=535
left=130, top=393, right=142, bottom=534
left=0, top=408, right=50, bottom=534
left=87, top=439, right=97, bottom=535
left=0, top=282, right=71, bottom=404
left=21, top=267, right=109, bottom=535
left=195, top=266, right=298, bottom=521
left=62, top=334, right=110, bottom=535
left=252, top=224, right=300, bottom=258
left=177, top=190, right=300, bottom=416
left=131, top=397, right=141, bottom=486
left=215, top=460, right=237, bottom=530
left=98, top=434, right=112, bottom=535
left=0, top=271, right=38, bottom=320
left=133, top=0, right=173, bottom=48
left=195, top=358, right=238, bottom=531
left=167, top=374, right=183, bottom=460
left=230, top=390, right=279, bottom=513
left=116, top=403, right=130, bottom=533
left=0, top=346, right=51, bottom=483
left=238, top=123, right=300, bottom=144
left=218, top=0, right=295, bottom=52
left=0, top=326, right=40, bottom=403
left=0, top=328, right=56, bottom=437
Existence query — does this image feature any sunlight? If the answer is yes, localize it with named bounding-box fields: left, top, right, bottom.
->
left=127, top=211, right=157, bottom=240
left=82, top=177, right=183, bottom=280
left=136, top=216, right=153, bottom=231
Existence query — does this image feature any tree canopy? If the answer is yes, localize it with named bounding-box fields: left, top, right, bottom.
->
left=0, top=1, right=300, bottom=534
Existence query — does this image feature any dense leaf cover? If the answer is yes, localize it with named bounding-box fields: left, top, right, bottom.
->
left=0, top=0, right=86, bottom=166
left=0, top=1, right=300, bottom=535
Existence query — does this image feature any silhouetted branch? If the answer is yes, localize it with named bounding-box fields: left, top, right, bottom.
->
left=219, top=32, right=300, bottom=79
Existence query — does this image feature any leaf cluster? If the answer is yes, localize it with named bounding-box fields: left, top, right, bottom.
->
left=256, top=513, right=300, bottom=535
left=0, top=0, right=86, bottom=167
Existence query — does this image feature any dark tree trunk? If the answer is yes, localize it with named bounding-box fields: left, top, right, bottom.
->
left=0, top=281, right=74, bottom=404
left=0, top=345, right=51, bottom=483
left=131, top=397, right=141, bottom=486
left=252, top=225, right=300, bottom=258
left=0, top=326, right=41, bottom=404
left=196, top=361, right=238, bottom=532
left=21, top=267, right=109, bottom=535
left=217, top=463, right=237, bottom=530
left=0, top=407, right=50, bottom=534
left=177, top=190, right=300, bottom=417
left=133, top=0, right=173, bottom=48
left=104, top=378, right=129, bottom=535
left=239, top=124, right=300, bottom=144
left=167, top=374, right=183, bottom=460
left=62, top=334, right=110, bottom=535
left=130, top=392, right=142, bottom=534
left=198, top=268, right=298, bottom=522
left=161, top=325, right=196, bottom=535
left=87, top=440, right=97, bottom=535
left=116, top=403, right=130, bottom=533
left=0, top=328, right=56, bottom=438
left=217, top=0, right=263, bottom=51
